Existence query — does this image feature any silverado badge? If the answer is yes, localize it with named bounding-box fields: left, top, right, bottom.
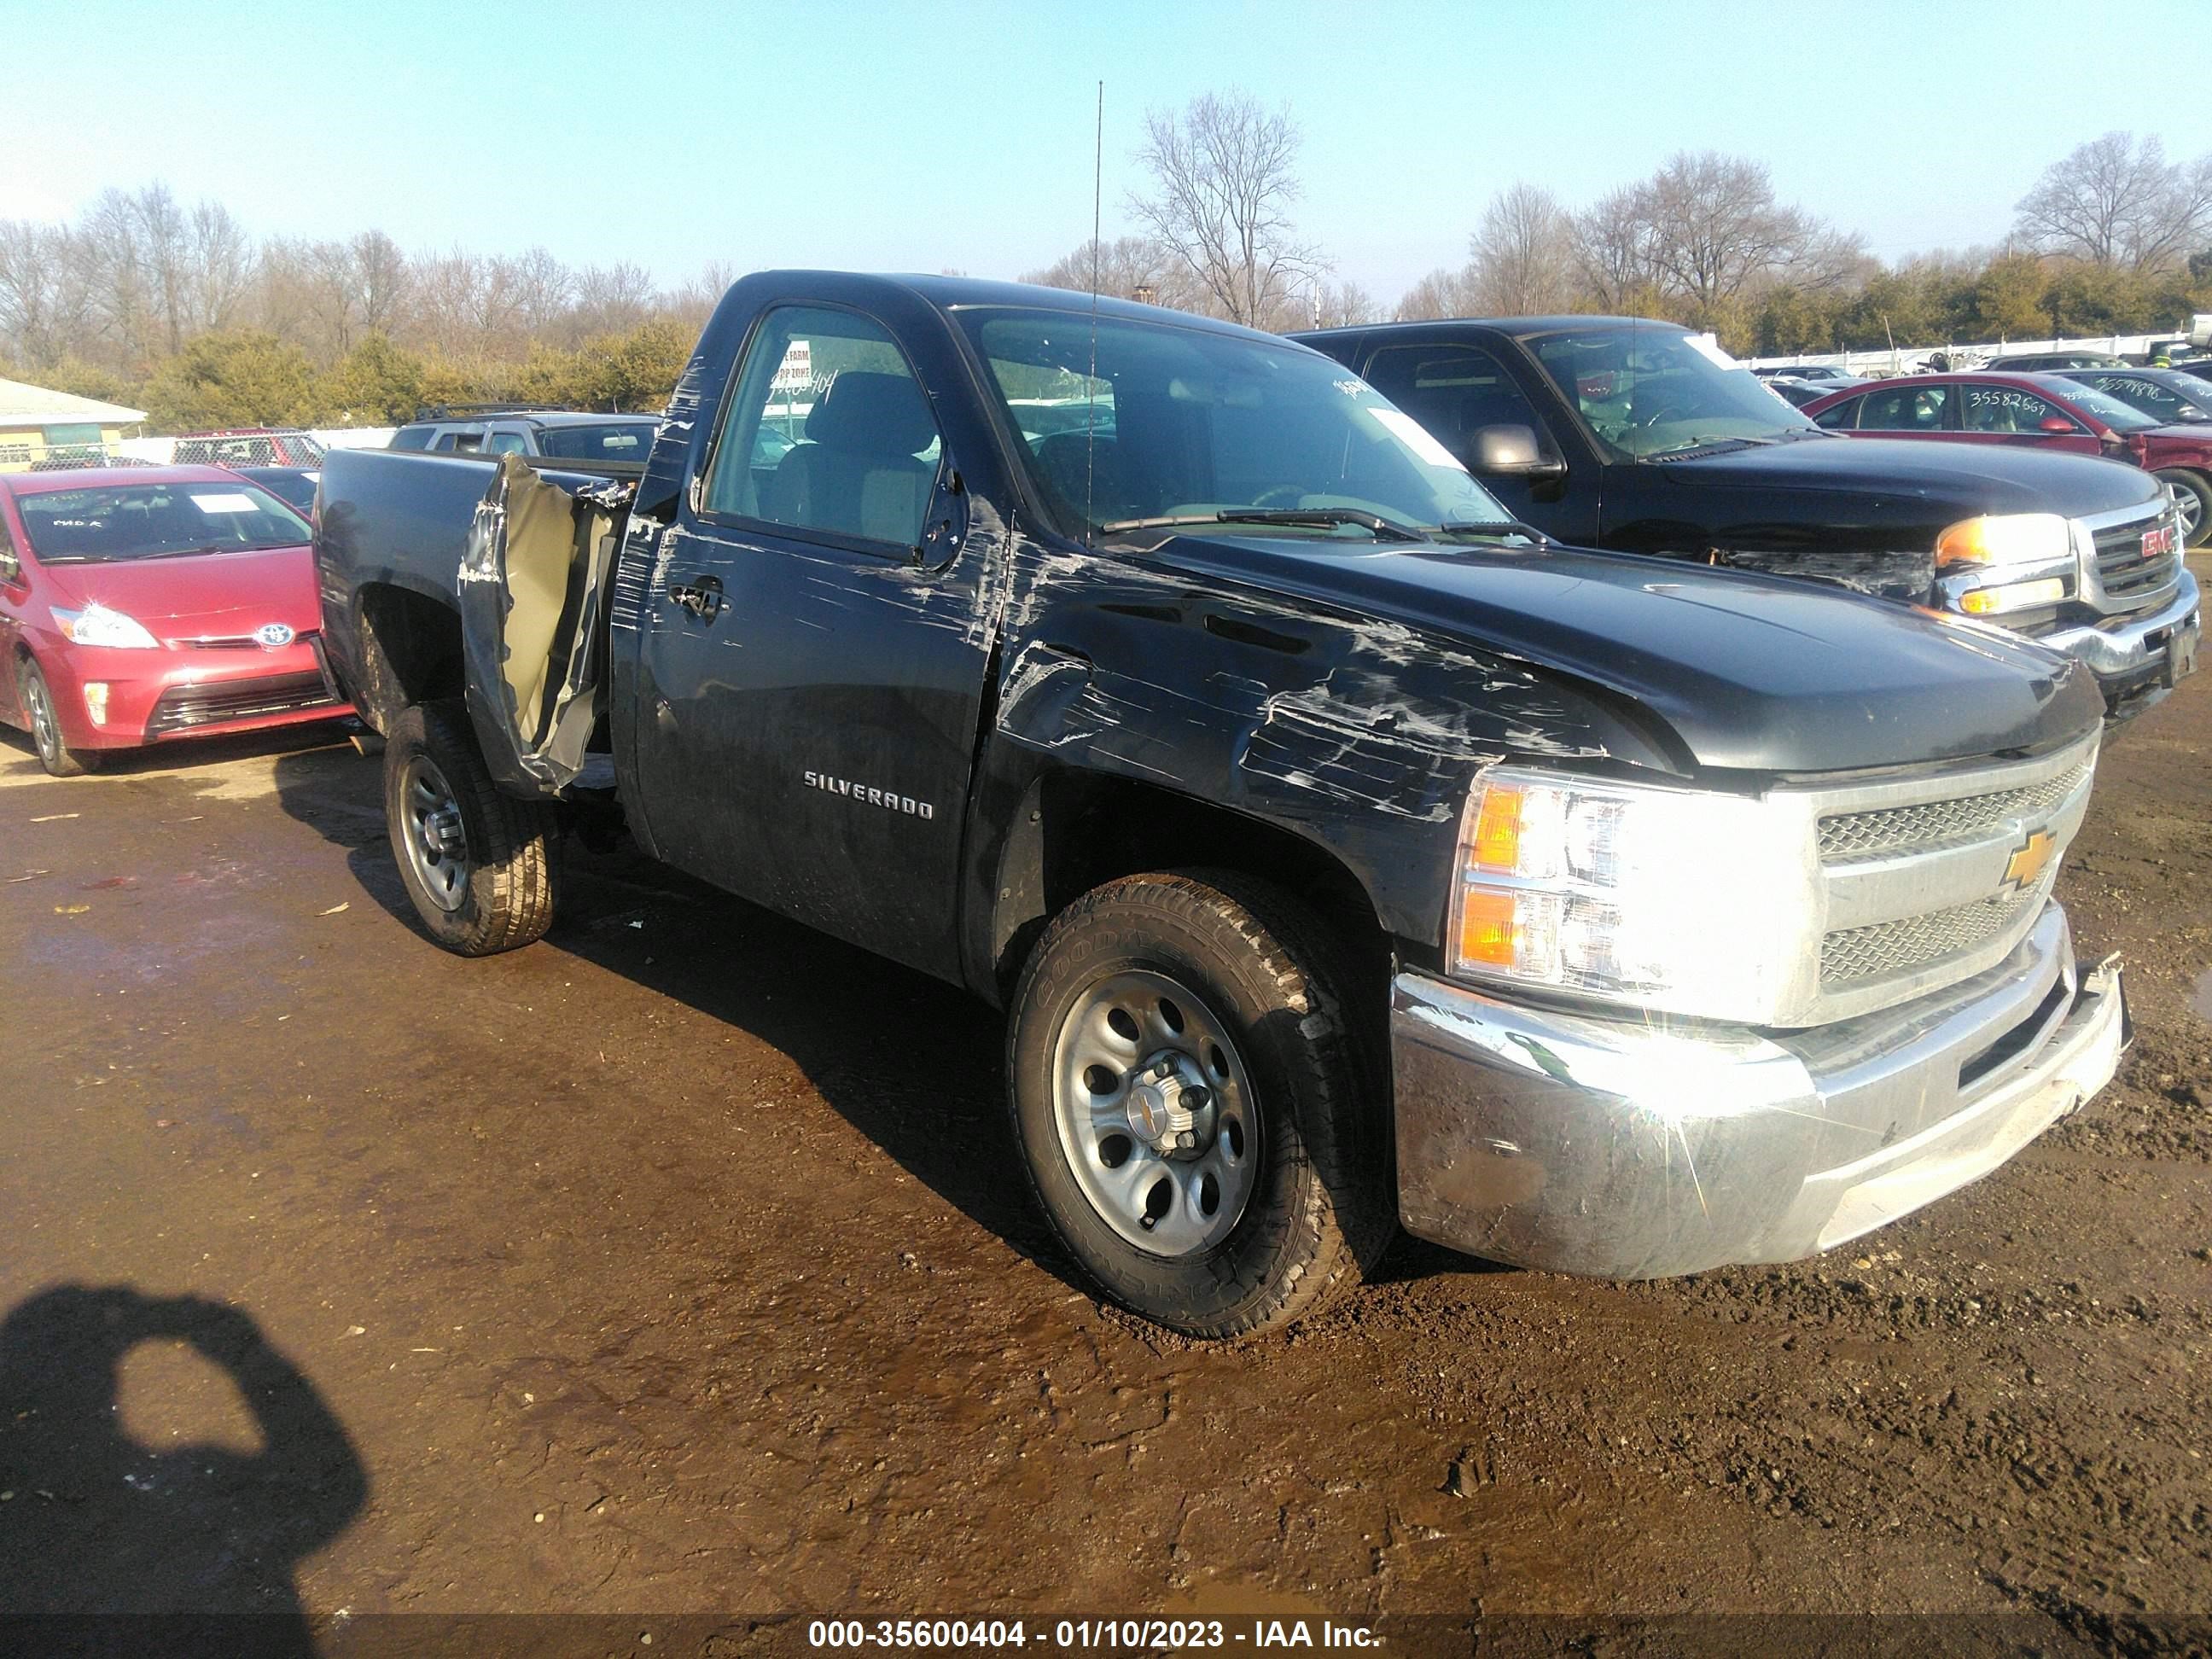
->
left=2003, top=829, right=2056, bottom=891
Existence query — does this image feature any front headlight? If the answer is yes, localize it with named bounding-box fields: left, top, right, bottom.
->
left=1447, top=768, right=1821, bottom=1024
left=52, top=602, right=160, bottom=649
left=1935, top=512, right=2074, bottom=570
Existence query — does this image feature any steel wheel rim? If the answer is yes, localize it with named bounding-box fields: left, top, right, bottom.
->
left=1051, top=968, right=1259, bottom=1257
left=24, top=671, right=61, bottom=769
left=399, top=755, right=470, bottom=912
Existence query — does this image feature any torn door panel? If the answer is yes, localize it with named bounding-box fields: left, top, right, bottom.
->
left=457, top=455, right=633, bottom=795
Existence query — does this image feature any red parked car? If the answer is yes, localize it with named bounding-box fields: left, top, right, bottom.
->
left=0, top=466, right=351, bottom=776
left=1804, top=371, right=2212, bottom=546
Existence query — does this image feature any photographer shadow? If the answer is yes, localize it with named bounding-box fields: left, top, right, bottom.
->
left=0, top=1285, right=366, bottom=1652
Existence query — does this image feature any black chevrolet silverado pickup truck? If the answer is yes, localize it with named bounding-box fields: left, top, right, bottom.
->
left=317, top=272, right=2128, bottom=1336
left=1294, top=317, right=2201, bottom=718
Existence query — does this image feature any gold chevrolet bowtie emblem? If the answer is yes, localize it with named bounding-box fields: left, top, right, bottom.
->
left=2004, top=829, right=2055, bottom=890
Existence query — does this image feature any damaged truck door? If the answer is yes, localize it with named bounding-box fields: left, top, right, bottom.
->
left=624, top=300, right=992, bottom=981
left=317, top=271, right=2132, bottom=1341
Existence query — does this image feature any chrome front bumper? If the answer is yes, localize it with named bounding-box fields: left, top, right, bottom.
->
left=2040, top=568, right=2199, bottom=684
left=1390, top=903, right=2127, bottom=1278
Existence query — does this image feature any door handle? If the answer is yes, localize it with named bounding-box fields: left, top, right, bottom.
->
left=668, top=573, right=725, bottom=623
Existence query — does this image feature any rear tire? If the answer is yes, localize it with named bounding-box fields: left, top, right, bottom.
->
left=382, top=700, right=559, bottom=955
left=1008, top=870, right=1392, bottom=1338
left=17, top=657, right=100, bottom=778
left=2156, top=469, right=2212, bottom=548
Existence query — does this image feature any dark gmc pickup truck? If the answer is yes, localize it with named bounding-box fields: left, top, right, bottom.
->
left=317, top=272, right=2128, bottom=1337
left=1294, top=317, right=2201, bottom=718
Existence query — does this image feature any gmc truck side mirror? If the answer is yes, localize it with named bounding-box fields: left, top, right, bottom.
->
left=1467, top=424, right=1567, bottom=479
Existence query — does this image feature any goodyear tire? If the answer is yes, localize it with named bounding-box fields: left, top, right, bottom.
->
left=382, top=700, right=559, bottom=956
left=1008, top=870, right=1391, bottom=1337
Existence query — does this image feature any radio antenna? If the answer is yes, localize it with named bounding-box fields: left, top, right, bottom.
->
left=1086, top=79, right=1102, bottom=550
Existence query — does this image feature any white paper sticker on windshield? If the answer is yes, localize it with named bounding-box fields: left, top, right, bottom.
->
left=1685, top=333, right=1739, bottom=370
left=1366, top=406, right=1466, bottom=471
left=189, top=492, right=258, bottom=514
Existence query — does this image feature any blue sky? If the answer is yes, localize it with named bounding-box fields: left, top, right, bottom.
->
left=10, top=0, right=2212, bottom=305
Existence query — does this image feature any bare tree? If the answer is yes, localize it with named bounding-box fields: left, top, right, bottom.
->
left=0, top=221, right=97, bottom=370
left=1128, top=92, right=1324, bottom=326
left=1569, top=183, right=1660, bottom=312
left=183, top=201, right=255, bottom=336
left=352, top=231, right=411, bottom=336
left=1021, top=235, right=1200, bottom=309
left=1467, top=184, right=1576, bottom=315
left=2014, top=131, right=2212, bottom=271
left=568, top=260, right=654, bottom=341
left=1638, top=153, right=1823, bottom=325
left=1306, top=278, right=1379, bottom=331
left=1393, top=265, right=1481, bottom=322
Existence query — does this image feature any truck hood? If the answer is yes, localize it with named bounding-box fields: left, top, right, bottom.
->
left=1155, top=533, right=2103, bottom=775
left=38, top=544, right=323, bottom=643
left=1658, top=433, right=2159, bottom=515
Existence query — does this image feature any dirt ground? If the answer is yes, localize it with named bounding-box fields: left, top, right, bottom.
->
left=1, top=590, right=2207, bottom=1653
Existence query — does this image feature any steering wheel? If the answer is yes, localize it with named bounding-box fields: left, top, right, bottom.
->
left=1635, top=404, right=1688, bottom=428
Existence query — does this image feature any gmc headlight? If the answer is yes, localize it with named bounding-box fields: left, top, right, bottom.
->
left=52, top=603, right=160, bottom=649
left=1447, top=768, right=1821, bottom=1024
left=1935, top=513, right=2073, bottom=571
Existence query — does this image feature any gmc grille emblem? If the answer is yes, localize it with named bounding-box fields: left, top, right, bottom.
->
left=2142, top=525, right=2175, bottom=560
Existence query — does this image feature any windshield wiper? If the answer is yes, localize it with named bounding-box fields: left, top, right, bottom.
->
left=1423, top=518, right=1555, bottom=545
left=1099, top=509, right=1429, bottom=543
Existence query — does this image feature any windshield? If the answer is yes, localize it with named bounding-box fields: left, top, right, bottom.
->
left=2050, top=380, right=2163, bottom=433
left=235, top=467, right=319, bottom=514
left=1528, top=325, right=1816, bottom=458
left=14, top=481, right=310, bottom=563
left=955, top=307, right=1513, bottom=539
left=534, top=421, right=658, bottom=461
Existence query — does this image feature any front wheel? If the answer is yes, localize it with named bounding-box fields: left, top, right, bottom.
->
left=2156, top=469, right=2212, bottom=549
left=1008, top=870, right=1391, bottom=1338
left=382, top=700, right=560, bottom=955
left=17, top=656, right=101, bottom=777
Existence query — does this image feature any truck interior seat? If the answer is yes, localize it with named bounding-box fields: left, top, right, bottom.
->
left=770, top=371, right=938, bottom=544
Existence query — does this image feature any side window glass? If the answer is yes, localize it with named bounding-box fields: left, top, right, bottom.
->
left=2098, top=375, right=2177, bottom=419
left=1813, top=397, right=1860, bottom=430
left=431, top=427, right=486, bottom=453
left=1857, top=386, right=1949, bottom=430
left=702, top=305, right=941, bottom=549
left=1362, top=344, right=1549, bottom=460
left=485, top=431, right=529, bottom=455
left=389, top=427, right=433, bottom=451
left=1961, top=387, right=2067, bottom=434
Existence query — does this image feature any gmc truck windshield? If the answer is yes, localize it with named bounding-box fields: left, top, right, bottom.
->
left=1530, top=325, right=1822, bottom=460
left=958, top=307, right=1515, bottom=540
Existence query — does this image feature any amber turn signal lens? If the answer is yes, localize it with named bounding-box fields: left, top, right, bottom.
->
left=1470, top=785, right=1524, bottom=871
left=1960, top=577, right=2066, bottom=614
left=1456, top=888, right=1520, bottom=967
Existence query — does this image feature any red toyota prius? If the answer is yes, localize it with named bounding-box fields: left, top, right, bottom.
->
left=0, top=466, right=351, bottom=776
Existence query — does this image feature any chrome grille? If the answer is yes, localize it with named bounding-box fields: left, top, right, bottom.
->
left=1820, top=887, right=2042, bottom=987
left=179, top=629, right=321, bottom=651
left=2093, top=514, right=2180, bottom=600
left=1779, top=731, right=2100, bottom=1025
left=1818, top=763, right=2091, bottom=862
